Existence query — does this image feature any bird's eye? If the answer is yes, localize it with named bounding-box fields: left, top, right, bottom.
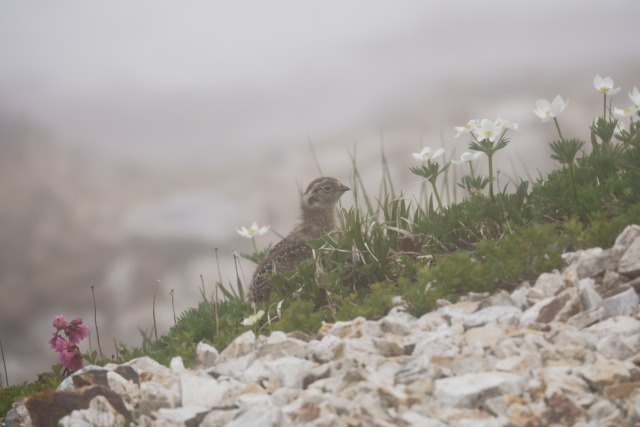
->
left=322, top=185, right=332, bottom=192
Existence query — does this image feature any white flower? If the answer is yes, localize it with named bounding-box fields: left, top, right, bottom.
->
left=533, top=95, right=569, bottom=122
left=451, top=151, right=483, bottom=165
left=495, top=116, right=520, bottom=131
left=454, top=119, right=479, bottom=137
left=594, top=74, right=620, bottom=96
left=613, top=106, right=640, bottom=118
left=236, top=222, right=269, bottom=239
left=629, top=86, right=640, bottom=106
left=241, top=310, right=265, bottom=326
left=473, top=119, right=503, bottom=142
left=412, top=147, right=444, bottom=162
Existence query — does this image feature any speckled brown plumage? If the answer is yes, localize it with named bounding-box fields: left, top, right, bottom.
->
left=247, top=177, right=350, bottom=305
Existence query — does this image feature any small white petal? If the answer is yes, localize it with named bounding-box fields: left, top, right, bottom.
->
left=629, top=86, right=640, bottom=106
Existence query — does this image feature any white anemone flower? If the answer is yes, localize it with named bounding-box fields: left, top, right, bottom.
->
left=241, top=310, right=265, bottom=326
left=236, top=222, right=270, bottom=239
left=594, top=74, right=620, bottom=96
left=454, top=119, right=479, bottom=137
left=412, top=147, right=444, bottom=162
left=613, top=106, right=640, bottom=118
left=629, top=86, right=640, bottom=106
left=473, top=119, right=503, bottom=142
left=495, top=116, right=519, bottom=131
left=533, top=95, right=569, bottom=122
left=451, top=151, right=483, bottom=165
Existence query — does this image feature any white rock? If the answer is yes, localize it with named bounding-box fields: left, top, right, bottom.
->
left=58, top=395, right=126, bottom=427
left=519, top=296, right=554, bottom=326
left=218, top=330, right=257, bottom=362
left=229, top=394, right=282, bottom=427
left=417, top=311, right=449, bottom=331
left=195, top=342, right=219, bottom=368
left=312, top=334, right=343, bottom=363
left=156, top=405, right=209, bottom=425
left=412, top=325, right=463, bottom=359
left=181, top=371, right=244, bottom=408
left=533, top=272, right=565, bottom=297
left=400, top=411, right=447, bottom=426
left=461, top=306, right=522, bottom=329
left=210, top=352, right=257, bottom=378
left=263, top=357, right=316, bottom=389
left=433, top=371, right=526, bottom=408
left=509, top=283, right=531, bottom=309
left=139, top=376, right=181, bottom=413
left=107, top=370, right=140, bottom=408
left=169, top=356, right=185, bottom=373
left=123, top=356, right=170, bottom=376
left=56, top=365, right=104, bottom=391
left=586, top=315, right=640, bottom=338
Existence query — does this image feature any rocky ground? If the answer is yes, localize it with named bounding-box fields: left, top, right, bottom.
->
left=6, top=224, right=640, bottom=426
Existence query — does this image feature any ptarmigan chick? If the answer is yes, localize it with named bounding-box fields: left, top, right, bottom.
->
left=248, top=177, right=350, bottom=305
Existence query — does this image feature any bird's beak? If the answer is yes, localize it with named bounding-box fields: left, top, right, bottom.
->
left=340, top=185, right=351, bottom=192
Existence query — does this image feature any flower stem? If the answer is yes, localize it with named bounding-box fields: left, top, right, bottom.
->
left=251, top=237, right=258, bottom=254
left=488, top=154, right=495, bottom=201
left=430, top=179, right=443, bottom=210
left=569, top=162, right=578, bottom=206
left=553, top=117, right=565, bottom=141
left=90, top=285, right=104, bottom=360
left=0, top=335, right=8, bottom=387
left=603, top=94, right=607, bottom=119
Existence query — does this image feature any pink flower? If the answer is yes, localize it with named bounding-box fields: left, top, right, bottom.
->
left=49, top=335, right=68, bottom=352
left=59, top=347, right=84, bottom=372
left=52, top=314, right=67, bottom=330
left=64, top=318, right=89, bottom=343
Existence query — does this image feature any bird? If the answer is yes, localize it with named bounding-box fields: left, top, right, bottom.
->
left=247, top=177, right=350, bottom=305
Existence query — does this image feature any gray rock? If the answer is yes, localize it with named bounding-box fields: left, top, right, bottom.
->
left=619, top=236, right=640, bottom=276
left=601, top=286, right=639, bottom=318
left=578, top=277, right=602, bottom=310
left=567, top=307, right=604, bottom=329
left=614, top=224, right=640, bottom=248
left=596, top=334, right=635, bottom=360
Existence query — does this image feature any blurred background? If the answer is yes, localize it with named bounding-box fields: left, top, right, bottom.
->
left=1, top=1, right=639, bottom=385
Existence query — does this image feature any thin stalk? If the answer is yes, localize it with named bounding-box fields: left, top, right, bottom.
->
left=569, top=163, right=579, bottom=205
left=553, top=117, right=565, bottom=141
left=170, top=289, right=177, bottom=326
left=379, top=132, right=396, bottom=199
left=90, top=286, right=104, bottom=360
left=113, top=337, right=118, bottom=362
left=308, top=138, right=324, bottom=176
left=488, top=154, right=495, bottom=201
left=152, top=280, right=159, bottom=342
left=429, top=178, right=443, bottom=209
left=213, top=249, right=221, bottom=336
left=603, top=94, right=607, bottom=119
left=0, top=334, right=8, bottom=387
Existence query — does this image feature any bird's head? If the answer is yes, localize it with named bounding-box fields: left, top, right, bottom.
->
left=302, top=177, right=350, bottom=210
